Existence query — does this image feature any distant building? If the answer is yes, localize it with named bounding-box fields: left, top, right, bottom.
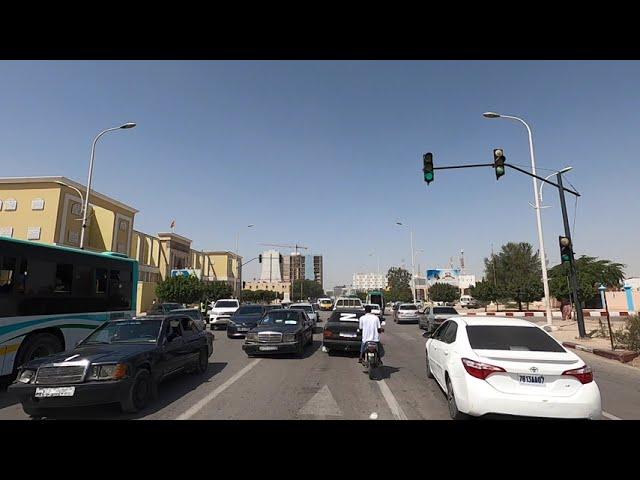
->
left=244, top=280, right=291, bottom=296
left=333, top=285, right=348, bottom=298
left=259, top=249, right=282, bottom=282
left=282, top=252, right=323, bottom=288
left=352, top=272, right=387, bottom=291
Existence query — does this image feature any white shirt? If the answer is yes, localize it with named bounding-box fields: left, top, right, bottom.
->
left=359, top=313, right=381, bottom=343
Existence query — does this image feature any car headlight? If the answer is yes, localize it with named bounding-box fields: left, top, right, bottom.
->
left=17, top=369, right=36, bottom=384
left=246, top=332, right=258, bottom=341
left=88, top=363, right=128, bottom=381
left=283, top=333, right=296, bottom=343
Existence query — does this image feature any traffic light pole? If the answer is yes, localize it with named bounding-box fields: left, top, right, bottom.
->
left=557, top=173, right=587, bottom=338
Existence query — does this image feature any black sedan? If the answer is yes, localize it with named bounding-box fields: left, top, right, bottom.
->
left=227, top=304, right=267, bottom=338
left=242, top=309, right=314, bottom=358
left=322, top=309, right=367, bottom=354
left=9, top=314, right=213, bottom=418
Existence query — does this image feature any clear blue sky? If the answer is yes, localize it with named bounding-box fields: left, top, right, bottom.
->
left=1, top=61, right=638, bottom=288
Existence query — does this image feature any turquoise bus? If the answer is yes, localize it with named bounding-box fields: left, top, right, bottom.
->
left=0, top=237, right=138, bottom=381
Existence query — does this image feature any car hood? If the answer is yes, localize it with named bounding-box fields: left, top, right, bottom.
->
left=22, top=344, right=158, bottom=369
left=250, top=324, right=301, bottom=333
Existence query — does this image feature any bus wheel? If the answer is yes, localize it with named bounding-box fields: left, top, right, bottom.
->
left=15, top=333, right=63, bottom=372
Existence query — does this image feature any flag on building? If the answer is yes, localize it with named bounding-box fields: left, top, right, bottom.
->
left=170, top=219, right=175, bottom=230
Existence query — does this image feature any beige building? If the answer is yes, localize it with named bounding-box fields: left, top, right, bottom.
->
left=0, top=176, right=137, bottom=253
left=244, top=280, right=291, bottom=296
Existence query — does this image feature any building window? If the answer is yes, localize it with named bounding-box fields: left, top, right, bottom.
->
left=31, top=198, right=45, bottom=210
left=71, top=202, right=82, bottom=216
left=27, top=227, right=41, bottom=240
left=0, top=226, right=13, bottom=238
left=119, top=220, right=128, bottom=231
left=4, top=199, right=17, bottom=211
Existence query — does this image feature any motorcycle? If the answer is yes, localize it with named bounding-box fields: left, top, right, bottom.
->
left=362, top=321, right=385, bottom=380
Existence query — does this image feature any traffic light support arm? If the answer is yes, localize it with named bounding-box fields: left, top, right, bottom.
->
left=505, top=164, right=580, bottom=197
left=434, top=163, right=494, bottom=170
left=242, top=257, right=259, bottom=267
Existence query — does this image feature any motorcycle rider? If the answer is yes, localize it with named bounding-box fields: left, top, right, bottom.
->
left=358, top=304, right=384, bottom=364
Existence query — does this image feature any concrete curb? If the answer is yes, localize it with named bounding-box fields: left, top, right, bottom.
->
left=460, top=311, right=635, bottom=318
left=562, top=342, right=639, bottom=363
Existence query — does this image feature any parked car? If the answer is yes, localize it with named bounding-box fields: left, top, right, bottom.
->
left=333, top=297, right=365, bottom=311
left=289, top=302, right=319, bottom=326
left=147, top=302, right=184, bottom=315
left=227, top=304, right=267, bottom=338
left=420, top=305, right=460, bottom=333
left=9, top=315, right=213, bottom=418
left=393, top=303, right=422, bottom=324
left=459, top=295, right=480, bottom=308
left=208, top=299, right=240, bottom=329
left=169, top=308, right=206, bottom=331
left=425, top=317, right=601, bottom=420
left=242, top=309, right=314, bottom=358
left=322, top=309, right=367, bottom=354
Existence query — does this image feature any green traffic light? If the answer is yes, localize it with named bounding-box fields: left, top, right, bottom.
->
left=424, top=172, right=434, bottom=182
left=496, top=166, right=505, bottom=176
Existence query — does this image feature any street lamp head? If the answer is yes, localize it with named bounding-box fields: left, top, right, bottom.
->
left=558, top=166, right=573, bottom=174
left=247, top=224, right=255, bottom=228
left=483, top=112, right=501, bottom=119
left=395, top=222, right=403, bottom=226
left=120, top=122, right=137, bottom=129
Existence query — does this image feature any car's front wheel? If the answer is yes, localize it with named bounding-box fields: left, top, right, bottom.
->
left=121, top=369, right=152, bottom=414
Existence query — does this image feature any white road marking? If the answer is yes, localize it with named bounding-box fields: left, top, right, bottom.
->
left=377, top=379, right=408, bottom=420
left=176, top=359, right=261, bottom=420
left=298, top=385, right=343, bottom=417
left=602, top=411, right=621, bottom=420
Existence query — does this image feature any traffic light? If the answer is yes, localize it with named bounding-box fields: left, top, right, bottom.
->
left=493, top=148, right=506, bottom=180
left=258, top=254, right=262, bottom=263
left=279, top=254, right=283, bottom=264
left=559, top=236, right=572, bottom=263
left=423, top=152, right=434, bottom=184
left=242, top=281, right=246, bottom=289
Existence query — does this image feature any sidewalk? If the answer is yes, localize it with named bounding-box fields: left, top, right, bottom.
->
left=542, top=318, right=640, bottom=368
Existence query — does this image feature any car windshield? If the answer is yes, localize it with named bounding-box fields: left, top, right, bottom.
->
left=434, top=307, right=458, bottom=314
left=82, top=320, right=162, bottom=344
left=216, top=301, right=238, bottom=308
left=400, top=304, right=417, bottom=310
left=237, top=306, right=263, bottom=314
left=466, top=325, right=565, bottom=352
left=260, top=311, right=301, bottom=325
left=292, top=305, right=313, bottom=312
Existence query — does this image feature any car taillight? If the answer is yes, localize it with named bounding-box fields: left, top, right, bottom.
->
left=323, top=330, right=334, bottom=338
left=461, top=358, right=506, bottom=380
left=562, top=365, right=593, bottom=384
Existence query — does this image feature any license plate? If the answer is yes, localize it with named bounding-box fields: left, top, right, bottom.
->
left=237, top=328, right=248, bottom=332
left=259, top=346, right=278, bottom=351
left=340, top=332, right=357, bottom=338
left=519, top=374, right=545, bottom=385
left=35, top=387, right=76, bottom=398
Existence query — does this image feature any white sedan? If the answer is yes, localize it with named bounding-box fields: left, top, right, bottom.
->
left=425, top=317, right=601, bottom=420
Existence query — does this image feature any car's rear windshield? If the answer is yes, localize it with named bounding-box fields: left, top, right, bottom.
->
left=291, top=305, right=313, bottom=312
left=261, top=310, right=300, bottom=325
left=466, top=325, right=565, bottom=352
left=338, top=299, right=361, bottom=307
left=400, top=304, right=417, bottom=310
left=434, top=307, right=458, bottom=314
left=237, top=306, right=263, bottom=314
left=82, top=320, right=163, bottom=345
left=215, top=300, right=238, bottom=308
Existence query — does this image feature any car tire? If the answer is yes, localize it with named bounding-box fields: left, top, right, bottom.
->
left=296, top=340, right=304, bottom=358
left=446, top=376, right=467, bottom=420
left=425, top=352, right=434, bottom=379
left=196, top=347, right=208, bottom=374
left=23, top=406, right=47, bottom=419
left=120, top=369, right=152, bottom=414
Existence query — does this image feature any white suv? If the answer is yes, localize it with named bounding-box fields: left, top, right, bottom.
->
left=333, top=297, right=365, bottom=311
left=208, top=299, right=240, bottom=329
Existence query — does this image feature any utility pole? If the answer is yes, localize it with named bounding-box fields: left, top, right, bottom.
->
left=557, top=173, right=586, bottom=338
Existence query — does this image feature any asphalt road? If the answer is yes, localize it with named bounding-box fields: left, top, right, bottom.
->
left=0, top=310, right=637, bottom=420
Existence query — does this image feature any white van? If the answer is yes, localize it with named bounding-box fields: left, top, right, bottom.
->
left=333, top=297, right=365, bottom=311
left=459, top=295, right=479, bottom=308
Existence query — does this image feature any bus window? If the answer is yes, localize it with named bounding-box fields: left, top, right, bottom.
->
left=109, top=269, right=131, bottom=310
left=15, top=258, right=27, bottom=294
left=0, top=256, right=16, bottom=294
left=96, top=268, right=108, bottom=294
left=75, top=264, right=92, bottom=297
left=54, top=264, right=73, bottom=293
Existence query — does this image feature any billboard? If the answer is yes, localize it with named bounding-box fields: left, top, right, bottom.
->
left=426, top=268, right=460, bottom=285
left=171, top=269, right=202, bottom=280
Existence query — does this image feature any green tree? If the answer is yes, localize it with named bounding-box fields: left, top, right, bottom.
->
left=469, top=280, right=500, bottom=311
left=484, top=242, right=544, bottom=310
left=428, top=282, right=459, bottom=304
left=156, top=275, right=202, bottom=305
left=548, top=255, right=625, bottom=306
left=241, top=290, right=255, bottom=303
left=292, top=280, right=324, bottom=301
left=201, top=281, right=234, bottom=305
left=386, top=267, right=413, bottom=303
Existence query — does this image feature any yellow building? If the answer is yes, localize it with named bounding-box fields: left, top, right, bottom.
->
left=0, top=176, right=137, bottom=253
left=245, top=280, right=291, bottom=296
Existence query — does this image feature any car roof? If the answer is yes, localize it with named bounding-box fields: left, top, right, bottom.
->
left=455, top=316, right=539, bottom=327
left=239, top=304, right=263, bottom=307
left=131, top=315, right=166, bottom=321
left=290, top=303, right=312, bottom=306
left=170, top=308, right=198, bottom=312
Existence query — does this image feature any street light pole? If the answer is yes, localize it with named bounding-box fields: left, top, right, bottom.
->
left=483, top=112, right=553, bottom=326
left=235, top=224, right=254, bottom=300
left=79, top=123, right=136, bottom=249
left=396, top=222, right=416, bottom=303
